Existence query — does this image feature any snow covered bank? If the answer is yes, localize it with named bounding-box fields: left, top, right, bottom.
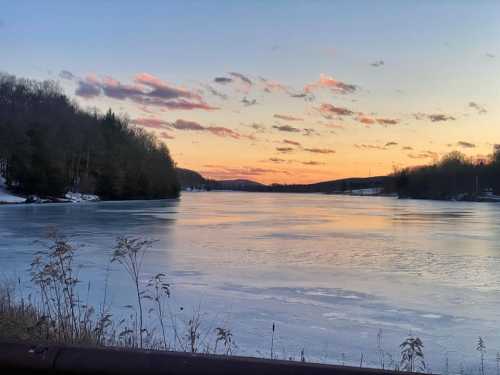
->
left=64, top=192, right=100, bottom=203
left=0, top=177, right=25, bottom=204
left=0, top=176, right=100, bottom=204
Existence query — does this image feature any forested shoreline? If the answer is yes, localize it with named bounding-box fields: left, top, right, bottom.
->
left=384, top=150, right=500, bottom=200
left=0, top=74, right=179, bottom=200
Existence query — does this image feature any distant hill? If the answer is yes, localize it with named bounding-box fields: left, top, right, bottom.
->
left=176, top=168, right=207, bottom=189
left=176, top=167, right=390, bottom=194
left=213, top=179, right=265, bottom=190
left=175, top=169, right=265, bottom=190
left=275, top=176, right=390, bottom=193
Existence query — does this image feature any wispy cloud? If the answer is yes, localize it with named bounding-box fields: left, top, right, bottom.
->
left=355, top=115, right=399, bottom=126
left=300, top=160, right=326, bottom=165
left=249, top=123, right=267, bottom=133
left=303, top=128, right=319, bottom=136
left=407, top=150, right=439, bottom=159
left=214, top=77, right=233, bottom=84
left=289, top=91, right=315, bottom=101
left=229, top=72, right=252, bottom=86
left=268, top=157, right=287, bottom=163
left=171, top=119, right=244, bottom=139
left=456, top=141, right=476, bottom=148
left=260, top=77, right=289, bottom=94
left=169, top=119, right=205, bottom=131
left=241, top=97, right=257, bottom=106
left=357, top=116, right=375, bottom=125
left=317, top=103, right=354, bottom=118
left=159, top=132, right=175, bottom=140
left=370, top=60, right=384, bottom=67
left=321, top=121, right=345, bottom=130
left=276, top=147, right=295, bottom=153
left=283, top=139, right=301, bottom=146
left=301, top=160, right=325, bottom=165
left=209, top=126, right=247, bottom=139
left=132, top=117, right=170, bottom=129
left=414, top=113, right=455, bottom=122
left=229, top=72, right=253, bottom=93
left=75, top=73, right=217, bottom=111
left=354, top=144, right=386, bottom=150
left=202, top=84, right=228, bottom=100
left=376, top=118, right=399, bottom=126
left=133, top=118, right=251, bottom=140
left=134, top=73, right=201, bottom=100
left=303, top=147, right=336, bottom=154
left=273, top=125, right=301, bottom=133
left=305, top=74, right=357, bottom=94
left=355, top=142, right=397, bottom=150
left=266, top=158, right=324, bottom=166
left=273, top=114, right=304, bottom=121
left=469, top=102, right=487, bottom=114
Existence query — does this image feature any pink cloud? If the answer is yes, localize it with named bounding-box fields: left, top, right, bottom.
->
left=170, top=119, right=206, bottom=131
left=132, top=117, right=170, bottom=129
left=75, top=73, right=217, bottom=111
left=317, top=103, right=354, bottom=118
left=355, top=115, right=399, bottom=127
left=134, top=118, right=253, bottom=140
left=357, top=116, right=376, bottom=125
left=305, top=74, right=357, bottom=94
left=206, top=126, right=242, bottom=139
left=134, top=72, right=202, bottom=100
left=159, top=132, right=175, bottom=140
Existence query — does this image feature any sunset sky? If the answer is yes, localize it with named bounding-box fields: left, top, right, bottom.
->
left=2, top=1, right=500, bottom=184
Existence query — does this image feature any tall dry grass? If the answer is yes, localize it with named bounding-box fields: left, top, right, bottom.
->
left=0, top=230, right=236, bottom=356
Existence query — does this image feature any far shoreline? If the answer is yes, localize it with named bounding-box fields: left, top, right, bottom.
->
left=2, top=189, right=500, bottom=206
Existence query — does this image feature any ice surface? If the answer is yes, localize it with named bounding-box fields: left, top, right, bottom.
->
left=1, top=192, right=500, bottom=372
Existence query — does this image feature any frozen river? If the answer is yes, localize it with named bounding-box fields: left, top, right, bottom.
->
left=2, top=192, right=500, bottom=372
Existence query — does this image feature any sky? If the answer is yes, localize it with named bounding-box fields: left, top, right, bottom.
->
left=1, top=1, right=500, bottom=184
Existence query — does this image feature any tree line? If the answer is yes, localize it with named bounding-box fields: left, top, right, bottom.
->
left=384, top=149, right=500, bottom=200
left=0, top=73, right=179, bottom=200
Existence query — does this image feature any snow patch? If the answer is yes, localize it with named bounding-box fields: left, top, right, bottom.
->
left=349, top=187, right=383, bottom=196
left=0, top=176, right=25, bottom=203
left=65, top=192, right=100, bottom=203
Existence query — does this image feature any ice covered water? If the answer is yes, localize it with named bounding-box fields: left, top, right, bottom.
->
left=1, top=192, right=500, bottom=372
